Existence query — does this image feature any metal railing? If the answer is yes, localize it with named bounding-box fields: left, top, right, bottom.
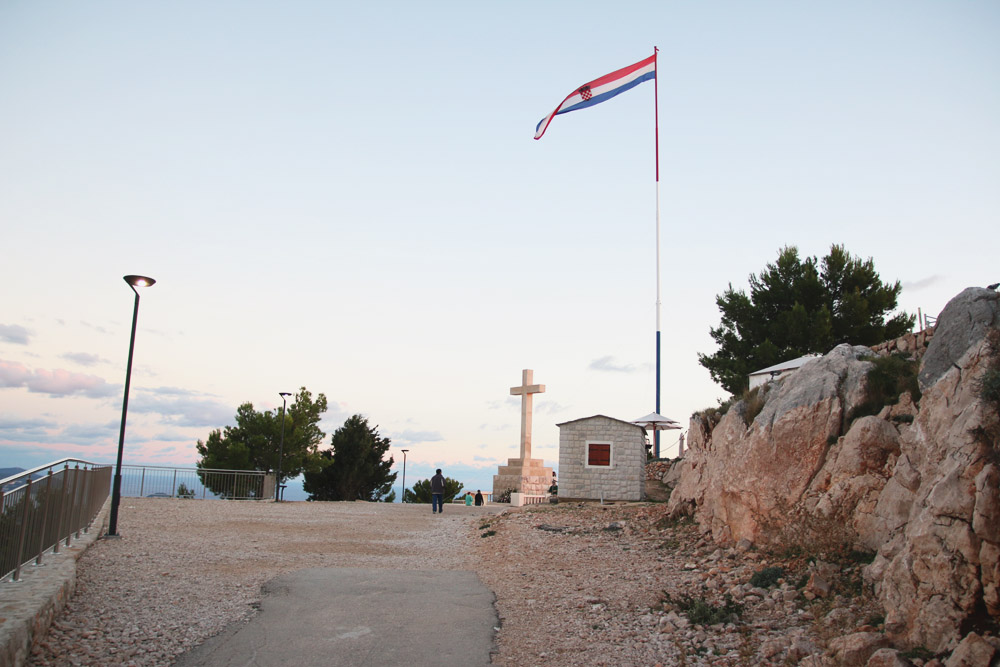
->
left=117, top=465, right=274, bottom=500
left=0, top=459, right=111, bottom=583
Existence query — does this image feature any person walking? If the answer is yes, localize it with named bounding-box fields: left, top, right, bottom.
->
left=474, top=490, right=484, bottom=506
left=431, top=469, right=445, bottom=514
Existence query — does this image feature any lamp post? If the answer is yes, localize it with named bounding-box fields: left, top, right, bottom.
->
left=107, top=275, right=155, bottom=537
left=275, top=392, right=291, bottom=501
left=400, top=449, right=409, bottom=503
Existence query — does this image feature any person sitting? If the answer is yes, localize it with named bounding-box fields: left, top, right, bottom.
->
left=464, top=492, right=473, bottom=506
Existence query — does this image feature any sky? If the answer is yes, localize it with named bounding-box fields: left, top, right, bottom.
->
left=1, top=1, right=998, bottom=499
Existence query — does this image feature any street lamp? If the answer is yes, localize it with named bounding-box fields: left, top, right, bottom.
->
left=107, top=275, right=156, bottom=537
left=400, top=449, right=409, bottom=503
left=275, top=392, right=291, bottom=501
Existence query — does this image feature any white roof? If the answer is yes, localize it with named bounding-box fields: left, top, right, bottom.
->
left=749, top=354, right=821, bottom=377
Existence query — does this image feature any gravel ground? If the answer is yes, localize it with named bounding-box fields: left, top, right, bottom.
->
left=29, top=499, right=499, bottom=666
left=30, top=498, right=891, bottom=667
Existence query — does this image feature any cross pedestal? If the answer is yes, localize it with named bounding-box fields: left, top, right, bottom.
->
left=493, top=369, right=554, bottom=498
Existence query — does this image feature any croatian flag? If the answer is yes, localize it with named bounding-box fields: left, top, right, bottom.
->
left=534, top=53, right=656, bottom=140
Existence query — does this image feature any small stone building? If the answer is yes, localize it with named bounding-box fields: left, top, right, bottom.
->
left=557, top=415, right=647, bottom=501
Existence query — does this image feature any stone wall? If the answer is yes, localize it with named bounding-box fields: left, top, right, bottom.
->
left=870, top=325, right=935, bottom=360
left=558, top=416, right=646, bottom=501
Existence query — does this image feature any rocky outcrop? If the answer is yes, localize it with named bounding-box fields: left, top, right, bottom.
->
left=669, top=286, right=1000, bottom=656
left=668, top=343, right=877, bottom=545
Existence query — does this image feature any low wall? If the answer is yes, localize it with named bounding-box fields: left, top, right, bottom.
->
left=0, top=499, right=110, bottom=667
left=870, top=325, right=935, bottom=360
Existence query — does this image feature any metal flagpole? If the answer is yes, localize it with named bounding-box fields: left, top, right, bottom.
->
left=654, top=46, right=662, bottom=458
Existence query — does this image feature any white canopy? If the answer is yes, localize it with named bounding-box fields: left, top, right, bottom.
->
left=632, top=412, right=682, bottom=431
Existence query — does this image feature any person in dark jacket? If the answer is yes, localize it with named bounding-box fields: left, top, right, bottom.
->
left=431, top=469, right=445, bottom=514
left=474, top=490, right=484, bottom=506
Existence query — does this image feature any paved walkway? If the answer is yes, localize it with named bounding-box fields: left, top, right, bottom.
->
left=173, top=567, right=497, bottom=667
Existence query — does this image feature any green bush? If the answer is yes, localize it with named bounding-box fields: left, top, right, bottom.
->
left=852, top=354, right=920, bottom=422
left=663, top=593, right=743, bottom=626
left=749, top=566, right=785, bottom=588
left=979, top=367, right=1000, bottom=407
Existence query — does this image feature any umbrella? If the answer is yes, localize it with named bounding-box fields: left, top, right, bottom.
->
left=632, top=412, right=682, bottom=431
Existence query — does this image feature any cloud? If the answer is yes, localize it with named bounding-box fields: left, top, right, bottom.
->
left=80, top=321, right=111, bottom=335
left=390, top=429, right=445, bottom=446
left=478, top=422, right=512, bottom=432
left=0, top=324, right=30, bottom=345
left=0, top=416, right=58, bottom=443
left=148, top=429, right=199, bottom=443
left=0, top=359, right=119, bottom=398
left=535, top=401, right=570, bottom=415
left=486, top=397, right=519, bottom=410
left=127, top=392, right=234, bottom=428
left=57, top=423, right=116, bottom=445
left=589, top=356, right=650, bottom=373
left=61, top=352, right=107, bottom=367
left=901, top=275, right=944, bottom=292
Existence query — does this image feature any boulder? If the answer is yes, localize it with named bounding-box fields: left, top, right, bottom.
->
left=865, top=648, right=913, bottom=667
left=667, top=344, right=876, bottom=545
left=919, top=287, right=999, bottom=390
left=944, top=632, right=996, bottom=667
left=827, top=632, right=891, bottom=666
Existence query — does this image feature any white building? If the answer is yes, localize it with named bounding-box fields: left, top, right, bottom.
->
left=747, top=354, right=821, bottom=389
left=556, top=415, right=647, bottom=502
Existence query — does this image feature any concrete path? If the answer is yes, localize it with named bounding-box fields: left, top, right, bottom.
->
left=173, top=567, right=497, bottom=667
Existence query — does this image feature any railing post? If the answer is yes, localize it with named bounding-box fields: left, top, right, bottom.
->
left=139, top=467, right=145, bottom=497
left=54, top=464, right=69, bottom=554
left=172, top=469, right=177, bottom=498
left=13, top=478, right=33, bottom=582
left=36, top=470, right=55, bottom=565
left=65, top=465, right=80, bottom=547
left=78, top=467, right=92, bottom=535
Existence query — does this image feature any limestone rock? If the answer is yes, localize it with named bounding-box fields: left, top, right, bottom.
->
left=919, top=287, right=999, bottom=390
left=865, top=648, right=912, bottom=667
left=827, top=632, right=891, bottom=666
left=944, top=632, right=996, bottom=667
left=669, top=286, right=1000, bottom=654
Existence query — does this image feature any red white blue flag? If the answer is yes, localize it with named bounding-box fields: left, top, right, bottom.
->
left=534, top=53, right=656, bottom=140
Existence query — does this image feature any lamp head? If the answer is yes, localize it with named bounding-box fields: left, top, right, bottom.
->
left=124, top=275, right=156, bottom=288
left=279, top=392, right=292, bottom=397
left=401, top=449, right=409, bottom=454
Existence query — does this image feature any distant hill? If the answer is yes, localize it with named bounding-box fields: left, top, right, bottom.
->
left=0, top=467, right=26, bottom=480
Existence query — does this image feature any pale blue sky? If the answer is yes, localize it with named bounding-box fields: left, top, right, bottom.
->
left=1, top=1, right=997, bottom=496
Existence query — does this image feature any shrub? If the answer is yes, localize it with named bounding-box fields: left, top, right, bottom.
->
left=177, top=483, right=196, bottom=499
left=851, top=353, right=920, bottom=424
left=662, top=593, right=743, bottom=626
left=979, top=367, right=1000, bottom=407
left=848, top=549, right=876, bottom=564
left=749, top=566, right=784, bottom=588
left=494, top=488, right=514, bottom=504
left=759, top=500, right=859, bottom=562
left=741, top=386, right=767, bottom=426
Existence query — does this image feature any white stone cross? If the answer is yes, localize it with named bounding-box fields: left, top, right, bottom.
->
left=510, top=369, right=545, bottom=461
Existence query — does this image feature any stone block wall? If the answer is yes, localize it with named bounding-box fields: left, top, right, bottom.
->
left=870, top=326, right=935, bottom=361
left=558, top=416, right=646, bottom=501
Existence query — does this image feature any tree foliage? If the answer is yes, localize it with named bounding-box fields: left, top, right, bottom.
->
left=404, top=476, right=463, bottom=504
left=195, top=387, right=327, bottom=497
left=698, top=245, right=913, bottom=395
left=302, top=415, right=396, bottom=501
